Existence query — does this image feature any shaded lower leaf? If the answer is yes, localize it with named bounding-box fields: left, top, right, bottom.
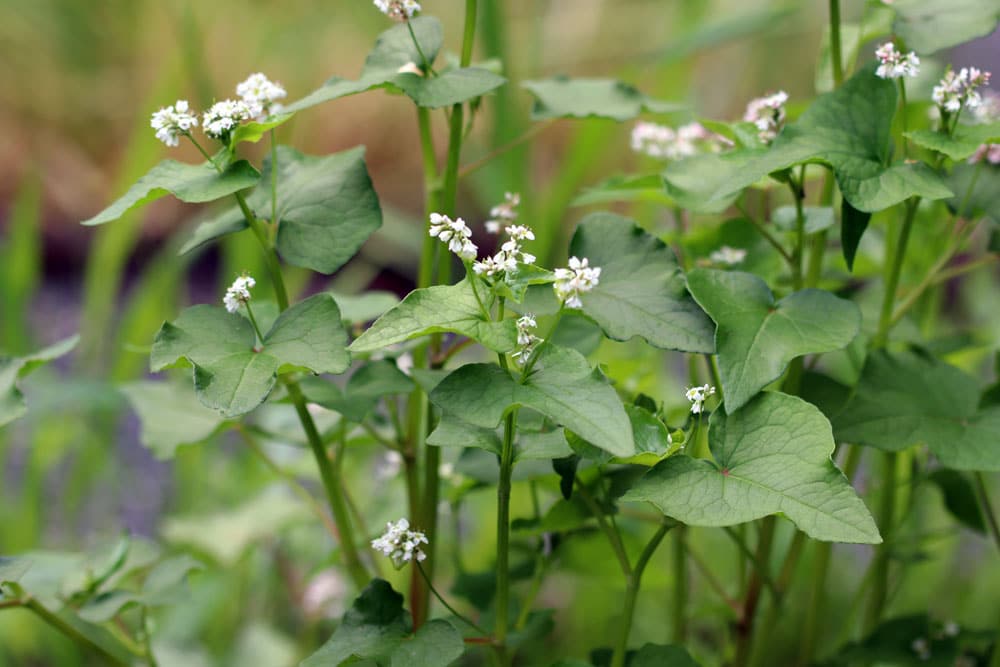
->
left=927, top=469, right=986, bottom=534
left=631, top=643, right=701, bottom=667
left=121, top=381, right=225, bottom=458
left=840, top=196, right=871, bottom=271
left=522, top=78, right=683, bottom=121
left=0, top=335, right=78, bottom=427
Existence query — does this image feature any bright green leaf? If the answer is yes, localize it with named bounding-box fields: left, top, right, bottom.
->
left=81, top=160, right=259, bottom=226
left=0, top=335, right=78, bottom=427
left=892, top=0, right=1000, bottom=55
left=687, top=269, right=860, bottom=412
left=264, top=293, right=351, bottom=374
left=429, top=345, right=634, bottom=457
left=568, top=213, right=715, bottom=353
left=831, top=350, right=1000, bottom=471
left=571, top=173, right=674, bottom=207
left=229, top=113, right=295, bottom=147
left=907, top=123, right=1000, bottom=161
left=522, top=78, right=684, bottom=121
left=120, top=381, right=224, bottom=459
left=394, top=67, right=506, bottom=108
left=389, top=620, right=464, bottom=667
left=349, top=279, right=518, bottom=354
left=624, top=392, right=881, bottom=543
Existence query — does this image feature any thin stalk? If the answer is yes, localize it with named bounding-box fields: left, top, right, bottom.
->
left=416, top=563, right=491, bottom=637
left=416, top=107, right=440, bottom=290
left=829, top=0, right=844, bottom=88
left=733, top=516, right=776, bottom=667
left=140, top=609, right=158, bottom=667
left=243, top=302, right=265, bottom=343
left=864, top=450, right=898, bottom=632
left=723, top=527, right=778, bottom=598
left=459, top=121, right=555, bottom=178
left=22, top=598, right=131, bottom=666
left=406, top=21, right=434, bottom=73
left=610, top=523, right=673, bottom=667
left=736, top=201, right=794, bottom=265
left=873, top=198, right=919, bottom=348
left=672, top=525, right=688, bottom=642
left=576, top=478, right=632, bottom=577
left=269, top=129, right=280, bottom=244
left=494, top=408, right=518, bottom=665
left=685, top=540, right=742, bottom=613
left=974, top=473, right=1000, bottom=555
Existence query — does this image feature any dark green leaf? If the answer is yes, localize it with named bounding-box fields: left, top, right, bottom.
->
left=82, top=160, right=259, bottom=226
left=624, top=392, right=881, bottom=543
left=833, top=614, right=960, bottom=664
left=303, top=360, right=415, bottom=423
left=687, top=269, right=860, bottom=412
left=772, top=205, right=835, bottom=234
left=388, top=620, right=464, bottom=667
left=0, top=335, right=78, bottom=427
left=393, top=67, right=506, bottom=108
left=522, top=78, right=683, bottom=121
left=947, top=162, right=1000, bottom=223
left=631, top=643, right=701, bottom=667
left=927, top=469, right=986, bottom=534
left=568, top=213, right=715, bottom=353
left=840, top=197, right=871, bottom=271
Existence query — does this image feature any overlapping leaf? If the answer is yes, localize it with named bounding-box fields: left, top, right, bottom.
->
left=301, top=360, right=414, bottom=423
left=687, top=269, right=860, bottom=412
left=151, top=294, right=350, bottom=417
left=831, top=349, right=1000, bottom=471
left=120, top=381, right=225, bottom=458
left=0, top=336, right=78, bottom=427
left=623, top=392, right=881, bottom=543
left=522, top=77, right=683, bottom=121
left=907, top=123, right=1000, bottom=161
left=567, top=213, right=715, bottom=353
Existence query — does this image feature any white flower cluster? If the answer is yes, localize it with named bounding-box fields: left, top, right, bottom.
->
left=373, top=0, right=421, bottom=20
left=236, top=72, right=287, bottom=119
left=151, top=100, right=198, bottom=147
left=910, top=637, right=931, bottom=661
left=932, top=67, right=992, bottom=114
left=429, top=213, right=478, bottom=261
left=874, top=42, right=920, bottom=80
left=685, top=384, right=716, bottom=414
left=743, top=91, right=788, bottom=144
left=553, top=257, right=601, bottom=309
left=512, top=314, right=541, bottom=366
left=969, top=91, right=1000, bottom=165
left=474, top=223, right=536, bottom=277
left=485, top=192, right=520, bottom=234
left=709, top=246, right=747, bottom=266
left=203, top=99, right=255, bottom=140
left=371, top=518, right=428, bottom=568
left=631, top=121, right=727, bottom=160
left=224, top=274, right=256, bottom=313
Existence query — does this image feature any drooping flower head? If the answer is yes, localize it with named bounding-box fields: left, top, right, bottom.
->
left=150, top=100, right=198, bottom=147
left=236, top=72, right=287, bottom=119
left=203, top=99, right=255, bottom=141
left=631, top=121, right=728, bottom=160
left=874, top=42, right=920, bottom=80
left=932, top=67, right=992, bottom=114
left=373, top=0, right=421, bottom=20
left=485, top=192, right=520, bottom=234
left=709, top=246, right=747, bottom=266
left=512, top=313, right=541, bottom=366
left=553, top=257, right=601, bottom=309
left=429, top=213, right=477, bottom=261
left=371, top=518, right=428, bottom=569
left=743, top=91, right=788, bottom=144
left=224, top=274, right=256, bottom=313
left=685, top=384, right=716, bottom=414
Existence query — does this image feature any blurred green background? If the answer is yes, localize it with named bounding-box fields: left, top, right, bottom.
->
left=2, top=1, right=999, bottom=665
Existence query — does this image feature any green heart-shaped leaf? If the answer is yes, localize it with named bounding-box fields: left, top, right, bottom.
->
left=522, top=78, right=683, bottom=121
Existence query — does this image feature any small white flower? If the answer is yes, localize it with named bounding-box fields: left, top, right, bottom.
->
left=236, top=72, right=287, bottom=119
left=485, top=192, right=520, bottom=234
left=709, top=246, right=747, bottom=266
left=150, top=100, right=198, bottom=147
left=429, top=213, right=478, bottom=261
left=685, top=384, right=716, bottom=414
left=933, top=67, right=992, bottom=115
left=373, top=0, right=421, bottom=20
left=874, top=42, right=920, bottom=80
left=203, top=99, right=255, bottom=140
left=553, top=256, right=601, bottom=309
left=512, top=313, right=542, bottom=365
left=942, top=620, right=960, bottom=638
left=223, top=274, right=256, bottom=313
left=743, top=91, right=788, bottom=144
left=473, top=219, right=535, bottom=276
left=910, top=637, right=931, bottom=661
left=371, top=518, right=429, bottom=568
left=505, top=225, right=534, bottom=242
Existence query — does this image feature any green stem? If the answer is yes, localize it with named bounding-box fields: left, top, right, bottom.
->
left=494, top=407, right=518, bottom=665
left=406, top=20, right=434, bottom=73
left=672, top=525, right=688, bottom=642
left=243, top=301, right=265, bottom=343
left=790, top=169, right=807, bottom=290
left=733, top=516, right=776, bottom=667
left=576, top=478, right=632, bottom=577
left=873, top=198, right=919, bottom=348
left=737, top=201, right=794, bottom=266
left=269, top=129, right=280, bottom=244
left=416, top=563, right=491, bottom=637
left=864, top=450, right=898, bottom=632
left=898, top=80, right=910, bottom=159
left=22, top=599, right=131, bottom=666
left=974, top=472, right=1000, bottom=555
left=610, top=523, right=673, bottom=667
left=829, top=0, right=844, bottom=88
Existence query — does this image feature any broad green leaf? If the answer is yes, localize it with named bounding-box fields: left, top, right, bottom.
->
left=179, top=146, right=382, bottom=273
left=152, top=295, right=350, bottom=417
left=120, top=381, right=224, bottom=458
left=831, top=350, right=1000, bottom=471
left=663, top=65, right=953, bottom=213
left=81, top=160, right=259, bottom=226
left=0, top=557, right=30, bottom=588
left=349, top=279, right=518, bottom=354
left=623, top=392, right=881, bottom=543
left=302, top=360, right=414, bottom=422
left=331, top=291, right=400, bottom=324
left=229, top=113, right=295, bottom=147
left=631, top=644, right=702, bottom=667
left=0, top=335, right=78, bottom=427
left=77, top=555, right=203, bottom=623
left=285, top=17, right=443, bottom=113
left=522, top=78, right=683, bottom=121
left=907, top=123, right=1000, bottom=161
left=833, top=615, right=962, bottom=663
left=567, top=213, right=714, bottom=353
left=429, top=345, right=634, bottom=457
left=389, top=620, right=464, bottom=667
left=687, top=269, right=860, bottom=412
left=840, top=197, right=871, bottom=271
left=394, top=67, right=506, bottom=108
left=892, top=0, right=1000, bottom=54
left=571, top=173, right=673, bottom=207
left=928, top=469, right=986, bottom=534
left=947, top=162, right=1000, bottom=223
left=427, top=411, right=573, bottom=460
left=772, top=205, right=835, bottom=234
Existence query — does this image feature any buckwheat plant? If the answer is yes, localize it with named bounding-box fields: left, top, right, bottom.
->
left=4, top=2, right=990, bottom=666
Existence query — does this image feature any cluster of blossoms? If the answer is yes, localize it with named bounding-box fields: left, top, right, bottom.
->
left=743, top=91, right=788, bottom=143
left=373, top=0, right=421, bottom=20
left=553, top=257, right=601, bottom=309
left=223, top=274, right=256, bottom=314
left=874, top=42, right=920, bottom=80
left=150, top=101, right=199, bottom=148
left=709, top=245, right=747, bottom=266
left=630, top=121, right=728, bottom=160
left=473, top=223, right=536, bottom=277
left=685, top=384, right=716, bottom=414
left=970, top=90, right=1000, bottom=165
left=932, top=67, right=992, bottom=114
left=150, top=73, right=286, bottom=147
left=429, top=213, right=477, bottom=261
left=512, top=314, right=541, bottom=366
left=371, top=518, right=428, bottom=568
left=485, top=192, right=520, bottom=234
